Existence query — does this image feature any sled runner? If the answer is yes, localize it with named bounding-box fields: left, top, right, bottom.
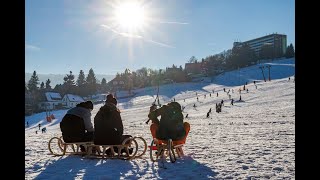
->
left=48, top=136, right=147, bottom=160
left=149, top=138, right=185, bottom=163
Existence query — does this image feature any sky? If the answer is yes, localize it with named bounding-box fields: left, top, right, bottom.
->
left=25, top=0, right=295, bottom=76
left=25, top=58, right=295, bottom=179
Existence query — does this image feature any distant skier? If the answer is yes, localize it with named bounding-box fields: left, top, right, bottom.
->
left=210, top=93, right=211, bottom=97
left=208, top=108, right=212, bottom=113
left=239, top=95, right=242, bottom=101
left=216, top=103, right=222, bottom=113
left=38, top=123, right=41, bottom=130
left=288, top=77, right=290, bottom=81
left=231, top=99, right=234, bottom=105
left=223, top=88, right=225, bottom=92
left=185, top=114, right=189, bottom=118
left=246, top=89, right=249, bottom=93
left=243, top=85, right=246, bottom=90
left=221, top=100, right=224, bottom=106
left=197, top=97, right=199, bottom=101
left=193, top=103, right=196, bottom=108
left=206, top=112, right=210, bottom=118
left=253, top=80, right=256, bottom=85
left=26, top=121, right=29, bottom=127
left=216, top=92, right=218, bottom=97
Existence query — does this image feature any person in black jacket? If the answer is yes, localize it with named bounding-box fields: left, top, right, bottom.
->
left=94, top=94, right=132, bottom=155
left=60, top=101, right=94, bottom=152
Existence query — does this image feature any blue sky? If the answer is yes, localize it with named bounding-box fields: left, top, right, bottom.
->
left=25, top=0, right=295, bottom=75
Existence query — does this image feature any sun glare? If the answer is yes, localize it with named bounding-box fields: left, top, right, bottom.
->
left=114, top=2, right=146, bottom=30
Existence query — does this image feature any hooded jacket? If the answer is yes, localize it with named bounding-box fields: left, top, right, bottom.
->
left=93, top=102, right=123, bottom=145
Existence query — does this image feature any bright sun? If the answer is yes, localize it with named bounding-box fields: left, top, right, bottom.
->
left=114, top=1, right=146, bottom=30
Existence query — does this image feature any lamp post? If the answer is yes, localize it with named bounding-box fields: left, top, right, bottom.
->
left=259, top=66, right=266, bottom=82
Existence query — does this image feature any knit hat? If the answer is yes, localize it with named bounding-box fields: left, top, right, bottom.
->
left=77, top=101, right=93, bottom=110
left=106, top=94, right=114, bottom=102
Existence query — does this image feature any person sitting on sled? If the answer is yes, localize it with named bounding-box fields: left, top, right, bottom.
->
left=94, top=94, right=133, bottom=155
left=60, top=101, right=94, bottom=152
left=148, top=101, right=190, bottom=145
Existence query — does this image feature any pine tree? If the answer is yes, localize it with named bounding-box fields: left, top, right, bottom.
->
left=285, top=43, right=295, bottom=58
left=63, top=71, right=75, bottom=86
left=76, top=70, right=86, bottom=86
left=27, top=71, right=39, bottom=92
left=61, top=71, right=77, bottom=95
left=40, top=82, right=45, bottom=90
left=101, top=78, right=107, bottom=93
left=86, top=68, right=97, bottom=95
left=86, top=68, right=97, bottom=85
left=45, top=79, right=52, bottom=90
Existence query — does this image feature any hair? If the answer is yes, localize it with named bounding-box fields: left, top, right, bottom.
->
left=76, top=101, right=94, bottom=110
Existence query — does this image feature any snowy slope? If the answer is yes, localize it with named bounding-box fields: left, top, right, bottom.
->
left=25, top=58, right=295, bottom=179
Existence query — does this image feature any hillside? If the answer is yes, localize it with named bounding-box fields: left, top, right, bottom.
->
left=25, top=58, right=295, bottom=179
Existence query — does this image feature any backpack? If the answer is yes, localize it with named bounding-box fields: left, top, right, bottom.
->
left=156, top=102, right=186, bottom=141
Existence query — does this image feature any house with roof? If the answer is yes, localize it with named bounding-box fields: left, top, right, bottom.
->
left=62, top=94, right=85, bottom=108
left=38, top=92, right=63, bottom=110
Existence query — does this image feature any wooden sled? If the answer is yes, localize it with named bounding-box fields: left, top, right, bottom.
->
left=48, top=136, right=147, bottom=160
left=149, top=138, right=185, bottom=163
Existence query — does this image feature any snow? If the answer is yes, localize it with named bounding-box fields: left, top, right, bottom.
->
left=64, top=94, right=85, bottom=102
left=25, top=58, right=295, bottom=179
left=45, top=92, right=62, bottom=101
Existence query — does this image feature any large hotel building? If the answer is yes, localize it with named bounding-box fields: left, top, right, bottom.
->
left=233, top=33, right=287, bottom=58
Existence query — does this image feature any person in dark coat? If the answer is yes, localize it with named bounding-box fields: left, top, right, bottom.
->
left=148, top=102, right=190, bottom=145
left=60, top=101, right=94, bottom=143
left=94, top=94, right=131, bottom=145
left=93, top=94, right=133, bottom=155
left=94, top=94, right=133, bottom=155
left=60, top=101, right=94, bottom=152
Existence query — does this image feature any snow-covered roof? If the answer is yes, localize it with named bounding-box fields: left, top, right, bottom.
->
left=45, top=92, right=62, bottom=101
left=64, top=94, right=84, bottom=102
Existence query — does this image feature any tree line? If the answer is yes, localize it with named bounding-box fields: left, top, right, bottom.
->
left=25, top=43, right=294, bottom=113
